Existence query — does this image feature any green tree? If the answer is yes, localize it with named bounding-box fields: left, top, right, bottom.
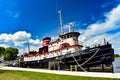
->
left=0, top=47, right=5, bottom=57
left=4, top=47, right=18, bottom=61
left=114, top=54, right=120, bottom=57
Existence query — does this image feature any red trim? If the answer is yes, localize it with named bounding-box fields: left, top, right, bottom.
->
left=24, top=44, right=82, bottom=57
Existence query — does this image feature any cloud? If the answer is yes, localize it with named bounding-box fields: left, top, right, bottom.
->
left=0, top=31, right=34, bottom=46
left=108, top=32, right=120, bottom=53
left=0, top=44, right=9, bottom=48
left=29, top=39, right=41, bottom=45
left=0, top=31, right=31, bottom=46
left=80, top=4, right=120, bottom=41
left=79, top=4, right=120, bottom=54
left=118, top=48, right=120, bottom=50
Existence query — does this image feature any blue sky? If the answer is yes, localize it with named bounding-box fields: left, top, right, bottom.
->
left=0, top=0, right=120, bottom=55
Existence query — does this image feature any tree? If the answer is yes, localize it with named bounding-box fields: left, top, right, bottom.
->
left=4, top=47, right=18, bottom=61
left=114, top=54, right=120, bottom=57
left=0, top=47, right=5, bottom=57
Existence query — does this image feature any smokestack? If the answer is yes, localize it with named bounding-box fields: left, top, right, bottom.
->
left=42, top=37, right=51, bottom=46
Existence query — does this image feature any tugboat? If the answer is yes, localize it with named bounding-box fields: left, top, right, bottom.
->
left=19, top=10, right=114, bottom=72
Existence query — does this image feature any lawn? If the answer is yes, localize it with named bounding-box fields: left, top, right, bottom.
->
left=0, top=70, right=119, bottom=80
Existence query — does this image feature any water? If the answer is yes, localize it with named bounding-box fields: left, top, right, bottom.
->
left=113, top=58, right=120, bottom=73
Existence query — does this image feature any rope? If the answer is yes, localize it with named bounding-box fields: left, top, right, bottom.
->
left=72, top=54, right=87, bottom=72
left=71, top=48, right=100, bottom=72
left=80, top=48, right=100, bottom=66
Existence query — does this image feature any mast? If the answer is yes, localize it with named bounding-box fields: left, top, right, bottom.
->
left=104, top=38, right=107, bottom=45
left=28, top=39, right=30, bottom=53
left=58, top=10, right=64, bottom=34
left=28, top=45, right=30, bottom=53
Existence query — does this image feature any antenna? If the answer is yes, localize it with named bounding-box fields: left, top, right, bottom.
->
left=58, top=10, right=64, bottom=34
left=69, top=22, right=72, bottom=32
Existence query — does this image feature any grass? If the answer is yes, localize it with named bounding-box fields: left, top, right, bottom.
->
left=0, top=70, right=119, bottom=80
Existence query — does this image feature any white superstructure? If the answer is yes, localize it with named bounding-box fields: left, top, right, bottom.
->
left=23, top=32, right=82, bottom=62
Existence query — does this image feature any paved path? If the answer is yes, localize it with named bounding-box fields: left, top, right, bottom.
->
left=0, top=63, right=4, bottom=67
left=0, top=67, right=120, bottom=79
